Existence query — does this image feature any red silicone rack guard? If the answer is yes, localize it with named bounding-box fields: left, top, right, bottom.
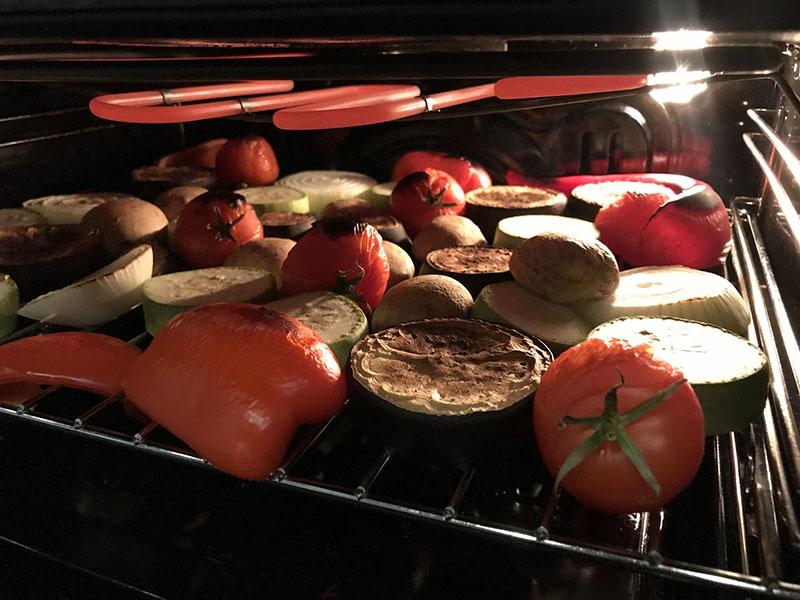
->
left=89, top=75, right=650, bottom=130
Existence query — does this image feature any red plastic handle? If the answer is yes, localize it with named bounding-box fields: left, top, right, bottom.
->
left=272, top=83, right=494, bottom=130
left=89, top=81, right=295, bottom=123
left=89, top=76, right=651, bottom=128
left=495, top=75, right=648, bottom=99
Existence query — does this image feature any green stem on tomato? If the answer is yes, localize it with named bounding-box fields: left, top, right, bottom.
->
left=555, top=374, right=686, bottom=497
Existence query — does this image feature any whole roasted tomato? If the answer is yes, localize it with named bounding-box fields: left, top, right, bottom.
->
left=533, top=338, right=704, bottom=514
left=391, top=151, right=491, bottom=193
left=389, top=169, right=466, bottom=238
left=281, top=218, right=389, bottom=311
left=638, top=185, right=731, bottom=269
left=173, top=190, right=263, bottom=268
left=215, top=134, right=280, bottom=187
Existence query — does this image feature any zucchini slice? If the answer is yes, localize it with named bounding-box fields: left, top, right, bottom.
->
left=0, top=275, right=19, bottom=337
left=589, top=316, right=769, bottom=435
left=265, top=291, right=368, bottom=365
left=235, top=186, right=310, bottom=215
left=360, top=181, right=396, bottom=212
left=494, top=214, right=599, bottom=249
left=574, top=265, right=750, bottom=335
left=472, top=281, right=589, bottom=354
left=143, top=267, right=277, bottom=335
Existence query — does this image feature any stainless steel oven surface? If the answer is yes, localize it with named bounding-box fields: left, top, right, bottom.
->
left=0, top=3, right=799, bottom=599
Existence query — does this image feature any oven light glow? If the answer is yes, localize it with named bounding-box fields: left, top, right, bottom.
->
left=652, top=29, right=712, bottom=51
left=649, top=83, right=708, bottom=104
left=647, top=69, right=710, bottom=104
left=646, top=69, right=710, bottom=86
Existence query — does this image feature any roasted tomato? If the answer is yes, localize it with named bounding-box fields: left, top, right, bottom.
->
left=391, top=151, right=491, bottom=193
left=215, top=134, right=280, bottom=187
left=173, top=190, right=263, bottom=268
left=389, top=169, right=466, bottom=238
left=533, top=338, right=704, bottom=514
left=157, top=138, right=228, bottom=170
left=638, top=185, right=731, bottom=269
left=593, top=181, right=730, bottom=269
left=594, top=190, right=670, bottom=266
left=281, top=218, right=390, bottom=311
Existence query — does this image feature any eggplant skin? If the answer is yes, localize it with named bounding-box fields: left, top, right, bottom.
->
left=347, top=366, right=537, bottom=471
left=0, top=224, right=102, bottom=302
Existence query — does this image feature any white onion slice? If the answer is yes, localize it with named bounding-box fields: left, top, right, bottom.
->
left=22, top=192, right=140, bottom=224
left=18, top=245, right=153, bottom=327
left=276, top=171, right=377, bottom=214
left=574, top=265, right=751, bottom=335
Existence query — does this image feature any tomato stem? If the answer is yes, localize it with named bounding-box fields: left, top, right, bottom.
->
left=554, top=374, right=686, bottom=499
left=207, top=205, right=246, bottom=242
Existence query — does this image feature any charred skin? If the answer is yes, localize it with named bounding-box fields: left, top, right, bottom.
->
left=0, top=224, right=103, bottom=301
left=347, top=318, right=552, bottom=470
left=260, top=211, right=316, bottom=240
left=421, top=246, right=513, bottom=298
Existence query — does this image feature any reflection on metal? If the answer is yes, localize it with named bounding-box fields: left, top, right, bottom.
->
left=649, top=83, right=708, bottom=104
left=651, top=30, right=712, bottom=52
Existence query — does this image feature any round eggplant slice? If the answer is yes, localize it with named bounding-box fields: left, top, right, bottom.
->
left=420, top=246, right=512, bottom=297
left=466, top=185, right=566, bottom=240
left=362, top=215, right=411, bottom=254
left=0, top=224, right=102, bottom=301
left=259, top=211, right=316, bottom=240
left=348, top=318, right=552, bottom=469
left=131, top=166, right=217, bottom=200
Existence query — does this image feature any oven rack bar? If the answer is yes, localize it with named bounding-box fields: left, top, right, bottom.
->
left=742, top=102, right=800, bottom=549
left=0, top=397, right=797, bottom=597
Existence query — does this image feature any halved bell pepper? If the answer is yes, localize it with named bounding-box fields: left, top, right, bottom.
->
left=0, top=332, right=141, bottom=397
left=122, top=303, right=347, bottom=480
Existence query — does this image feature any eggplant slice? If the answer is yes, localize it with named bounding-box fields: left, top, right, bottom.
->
left=348, top=318, right=552, bottom=469
left=0, top=224, right=102, bottom=301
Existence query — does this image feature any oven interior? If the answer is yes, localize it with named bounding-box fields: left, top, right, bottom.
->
left=0, top=36, right=800, bottom=600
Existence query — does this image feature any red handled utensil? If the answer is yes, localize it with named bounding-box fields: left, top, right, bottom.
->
left=89, top=75, right=650, bottom=129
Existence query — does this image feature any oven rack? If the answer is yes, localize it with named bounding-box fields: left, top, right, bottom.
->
left=0, top=202, right=797, bottom=598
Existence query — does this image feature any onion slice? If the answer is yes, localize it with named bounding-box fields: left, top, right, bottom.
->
left=276, top=171, right=377, bottom=214
left=18, top=245, right=153, bottom=327
left=574, top=265, right=751, bottom=335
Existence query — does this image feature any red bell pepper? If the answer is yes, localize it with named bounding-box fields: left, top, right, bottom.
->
left=122, top=304, right=347, bottom=480
left=0, top=332, right=141, bottom=397
left=505, top=170, right=699, bottom=197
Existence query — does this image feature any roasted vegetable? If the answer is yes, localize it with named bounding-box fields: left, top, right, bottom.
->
left=534, top=337, right=705, bottom=514
left=281, top=218, right=390, bottom=311
left=0, top=332, right=141, bottom=396
left=390, top=169, right=466, bottom=238
left=215, top=135, right=280, bottom=187
left=122, top=304, right=346, bottom=480
left=173, top=190, right=263, bottom=268
left=391, top=151, right=491, bottom=193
